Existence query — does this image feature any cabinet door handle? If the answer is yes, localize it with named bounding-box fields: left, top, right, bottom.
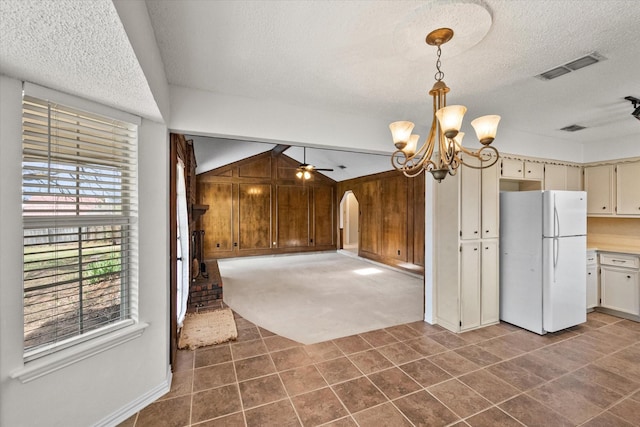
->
left=474, top=231, right=478, bottom=234
left=628, top=275, right=632, bottom=279
left=612, top=260, right=627, bottom=264
left=602, top=206, right=606, bottom=209
left=588, top=272, right=592, bottom=275
left=474, top=248, right=478, bottom=251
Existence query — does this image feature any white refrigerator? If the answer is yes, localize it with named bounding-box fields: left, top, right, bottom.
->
left=500, top=190, right=587, bottom=334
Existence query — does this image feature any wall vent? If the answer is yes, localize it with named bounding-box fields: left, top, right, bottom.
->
left=536, top=52, right=606, bottom=81
left=560, top=124, right=587, bottom=132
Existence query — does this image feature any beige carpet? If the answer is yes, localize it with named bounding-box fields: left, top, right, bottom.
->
left=178, top=308, right=238, bottom=350
left=220, top=252, right=424, bottom=344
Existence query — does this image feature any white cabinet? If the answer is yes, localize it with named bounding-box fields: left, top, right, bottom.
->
left=544, top=164, right=566, bottom=190
left=586, top=250, right=598, bottom=309
left=544, top=164, right=583, bottom=191
left=584, top=162, right=640, bottom=217
left=584, top=165, right=615, bottom=215
left=599, top=253, right=640, bottom=316
left=460, top=159, right=499, bottom=239
left=459, top=240, right=499, bottom=329
left=481, top=240, right=499, bottom=324
left=617, top=161, right=640, bottom=215
left=501, top=158, right=543, bottom=180
left=566, top=166, right=582, bottom=191
left=460, top=242, right=481, bottom=329
left=435, top=155, right=500, bottom=332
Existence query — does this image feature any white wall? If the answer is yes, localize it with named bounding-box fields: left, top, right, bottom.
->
left=169, top=85, right=395, bottom=155
left=112, top=0, right=171, bottom=124
left=582, top=135, right=640, bottom=163
left=169, top=84, right=640, bottom=164
left=0, top=76, right=171, bottom=427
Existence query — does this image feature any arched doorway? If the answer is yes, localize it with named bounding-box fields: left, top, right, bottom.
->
left=339, top=191, right=359, bottom=255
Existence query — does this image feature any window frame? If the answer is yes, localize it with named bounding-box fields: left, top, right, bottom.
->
left=20, top=83, right=142, bottom=363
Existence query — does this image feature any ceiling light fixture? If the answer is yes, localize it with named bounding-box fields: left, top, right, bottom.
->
left=389, top=28, right=500, bottom=182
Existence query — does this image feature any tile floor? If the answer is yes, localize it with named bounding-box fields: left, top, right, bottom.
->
left=118, top=309, right=640, bottom=427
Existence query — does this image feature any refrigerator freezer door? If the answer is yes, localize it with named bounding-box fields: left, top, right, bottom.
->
left=543, top=191, right=587, bottom=238
left=542, top=235, right=587, bottom=332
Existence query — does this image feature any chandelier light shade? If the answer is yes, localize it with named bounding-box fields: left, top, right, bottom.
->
left=390, top=28, right=500, bottom=181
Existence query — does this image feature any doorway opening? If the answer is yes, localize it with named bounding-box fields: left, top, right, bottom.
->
left=340, top=190, right=359, bottom=255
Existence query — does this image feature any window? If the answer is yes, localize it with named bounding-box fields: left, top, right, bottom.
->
left=22, top=94, right=138, bottom=360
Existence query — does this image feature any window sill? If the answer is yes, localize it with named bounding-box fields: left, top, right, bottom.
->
left=11, top=322, right=149, bottom=383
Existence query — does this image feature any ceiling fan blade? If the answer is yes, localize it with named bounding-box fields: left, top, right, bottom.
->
left=315, top=168, right=334, bottom=171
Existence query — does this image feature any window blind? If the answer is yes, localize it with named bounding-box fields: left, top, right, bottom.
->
left=22, top=94, right=138, bottom=359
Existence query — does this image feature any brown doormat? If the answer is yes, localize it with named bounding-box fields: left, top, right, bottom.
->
left=178, top=308, right=238, bottom=350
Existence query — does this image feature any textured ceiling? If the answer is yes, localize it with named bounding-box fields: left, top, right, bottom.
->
left=0, top=0, right=162, bottom=121
left=147, top=0, right=640, bottom=147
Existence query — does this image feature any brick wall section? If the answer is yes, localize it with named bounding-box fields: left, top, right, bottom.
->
left=188, top=259, right=223, bottom=311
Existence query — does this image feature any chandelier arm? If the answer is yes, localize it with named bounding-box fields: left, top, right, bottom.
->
left=458, top=146, right=500, bottom=169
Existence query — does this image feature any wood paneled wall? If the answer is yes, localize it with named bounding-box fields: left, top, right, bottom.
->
left=338, top=170, right=425, bottom=273
left=197, top=151, right=337, bottom=259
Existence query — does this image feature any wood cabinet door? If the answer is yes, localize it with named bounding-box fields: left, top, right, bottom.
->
left=481, top=240, right=499, bottom=325
left=585, top=165, right=615, bottom=215
left=460, top=241, right=481, bottom=330
left=524, top=162, right=544, bottom=180
left=481, top=161, right=499, bottom=239
left=617, top=161, right=640, bottom=215
left=601, top=266, right=639, bottom=315
left=544, top=164, right=566, bottom=190
left=460, top=163, right=481, bottom=240
left=586, top=264, right=598, bottom=309
left=566, top=166, right=582, bottom=191
left=501, top=158, right=524, bottom=178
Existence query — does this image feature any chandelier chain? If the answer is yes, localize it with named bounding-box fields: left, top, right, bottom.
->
left=434, top=45, right=444, bottom=81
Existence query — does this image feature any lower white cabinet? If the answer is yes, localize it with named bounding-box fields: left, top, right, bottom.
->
left=459, top=240, right=499, bottom=330
left=600, top=253, right=640, bottom=316
left=586, top=250, right=598, bottom=309
left=481, top=240, right=499, bottom=324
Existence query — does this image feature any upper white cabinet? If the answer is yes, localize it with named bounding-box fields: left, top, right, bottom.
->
left=544, top=164, right=583, bottom=191
left=584, top=164, right=616, bottom=215
left=585, top=161, right=640, bottom=217
left=617, top=161, right=640, bottom=215
left=544, top=164, right=565, bottom=190
left=566, top=166, right=582, bottom=191
left=501, top=158, right=544, bottom=180
left=460, top=158, right=499, bottom=239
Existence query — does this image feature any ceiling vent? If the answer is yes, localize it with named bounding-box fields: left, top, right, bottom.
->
left=560, top=124, right=587, bottom=132
left=536, top=52, right=606, bottom=81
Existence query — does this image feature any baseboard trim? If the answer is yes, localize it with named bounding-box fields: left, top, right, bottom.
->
left=93, top=365, right=172, bottom=427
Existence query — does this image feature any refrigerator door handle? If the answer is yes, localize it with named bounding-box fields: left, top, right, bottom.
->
left=554, top=194, right=560, bottom=238
left=553, top=237, right=559, bottom=283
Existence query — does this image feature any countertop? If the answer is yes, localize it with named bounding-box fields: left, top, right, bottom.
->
left=587, top=243, right=640, bottom=256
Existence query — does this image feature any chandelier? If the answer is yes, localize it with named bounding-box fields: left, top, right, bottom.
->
left=390, top=28, right=500, bottom=182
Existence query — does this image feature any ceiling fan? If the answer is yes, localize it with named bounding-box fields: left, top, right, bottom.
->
left=295, top=147, right=333, bottom=179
